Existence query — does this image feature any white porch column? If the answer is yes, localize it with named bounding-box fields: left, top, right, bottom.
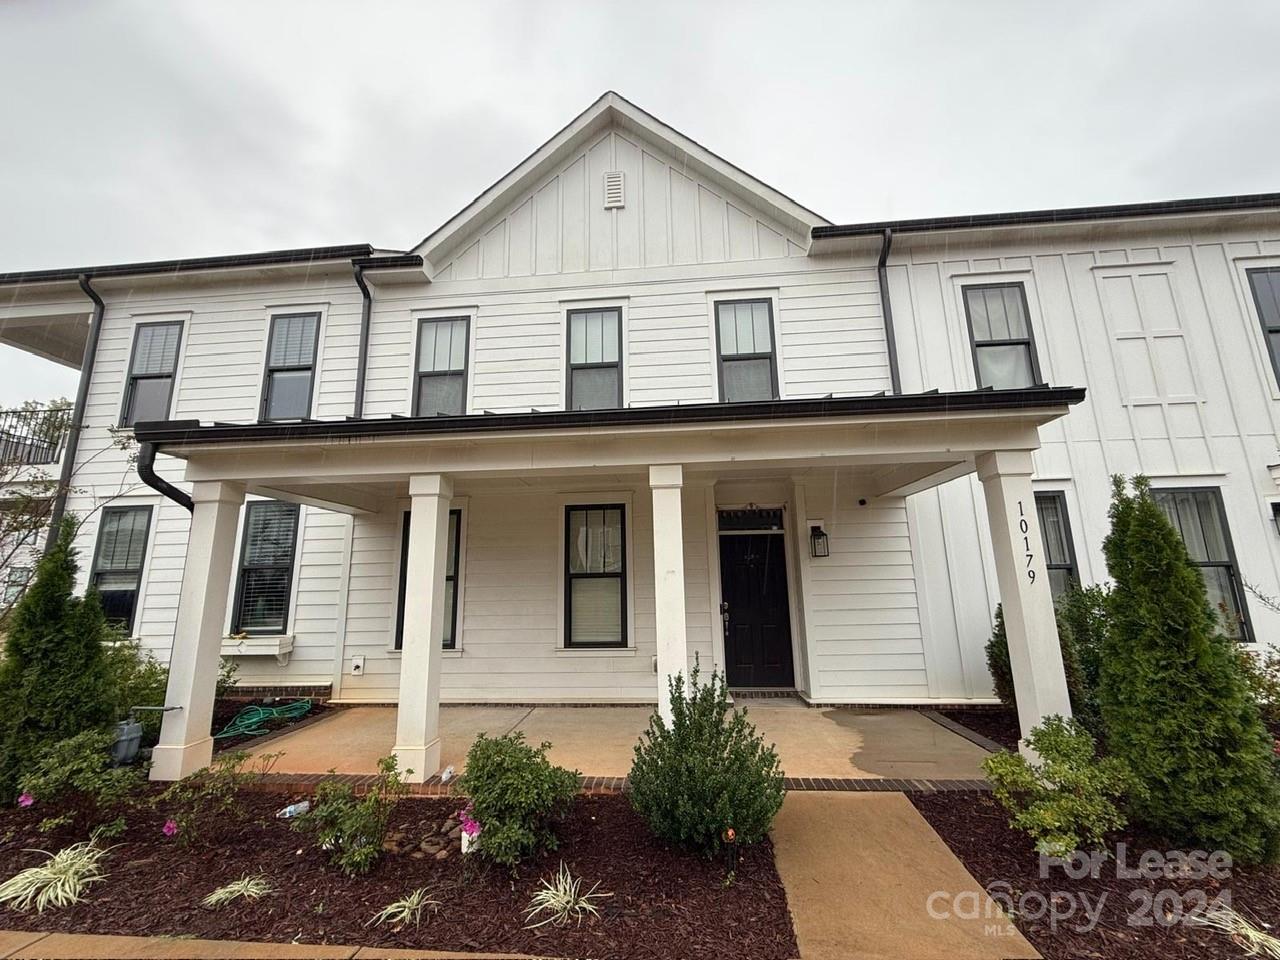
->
left=650, top=464, right=688, bottom=723
left=151, top=480, right=246, bottom=781
left=392, top=473, right=453, bottom=782
left=976, top=451, right=1073, bottom=752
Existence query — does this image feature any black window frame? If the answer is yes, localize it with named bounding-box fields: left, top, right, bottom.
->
left=394, top=508, right=462, bottom=651
left=1246, top=267, right=1280, bottom=387
left=259, top=312, right=321, bottom=422
left=714, top=298, right=780, bottom=403
left=961, top=282, right=1043, bottom=390
left=1151, top=486, right=1252, bottom=642
left=89, top=504, right=153, bottom=634
left=566, top=307, right=624, bottom=410
left=1034, top=491, right=1079, bottom=599
left=563, top=503, right=628, bottom=649
left=120, top=320, right=184, bottom=426
left=231, top=500, right=301, bottom=636
left=413, top=316, right=470, bottom=417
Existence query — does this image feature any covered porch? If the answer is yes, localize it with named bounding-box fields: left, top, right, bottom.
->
left=137, top=388, right=1084, bottom=782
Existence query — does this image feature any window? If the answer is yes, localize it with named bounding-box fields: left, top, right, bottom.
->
left=715, top=300, right=778, bottom=402
left=1034, top=492, right=1078, bottom=599
left=564, top=504, right=626, bottom=648
left=1152, top=488, right=1250, bottom=641
left=963, top=284, right=1041, bottom=390
left=567, top=308, right=622, bottom=410
left=415, top=317, right=468, bottom=416
left=260, top=313, right=320, bottom=420
left=1247, top=268, right=1280, bottom=386
left=232, top=501, right=300, bottom=635
left=90, top=505, right=152, bottom=632
left=121, top=322, right=182, bottom=425
left=394, top=509, right=461, bottom=650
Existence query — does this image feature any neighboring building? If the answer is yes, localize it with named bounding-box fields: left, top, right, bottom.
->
left=0, top=92, right=1277, bottom=780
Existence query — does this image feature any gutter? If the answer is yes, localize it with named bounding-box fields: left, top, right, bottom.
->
left=136, top=442, right=193, bottom=513
left=44, top=275, right=105, bottom=552
left=352, top=262, right=372, bottom=418
left=876, top=229, right=902, bottom=395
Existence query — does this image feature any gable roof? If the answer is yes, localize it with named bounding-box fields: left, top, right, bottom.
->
left=411, top=91, right=830, bottom=272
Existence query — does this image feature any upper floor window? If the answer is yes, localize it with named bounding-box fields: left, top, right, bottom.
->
left=567, top=308, right=622, bottom=410
left=91, top=504, right=152, bottom=633
left=232, top=500, right=300, bottom=635
left=962, top=284, right=1041, bottom=390
left=122, top=322, right=182, bottom=425
left=1247, top=268, right=1280, bottom=386
left=1034, top=492, right=1078, bottom=599
left=1151, top=488, right=1249, bottom=641
left=260, top=313, right=319, bottom=421
left=564, top=504, right=627, bottom=648
left=416, top=317, right=468, bottom=417
left=395, top=508, right=462, bottom=650
left=716, top=299, right=778, bottom=402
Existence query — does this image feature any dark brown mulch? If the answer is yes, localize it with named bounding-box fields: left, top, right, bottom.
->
left=939, top=708, right=1021, bottom=752
left=209, top=698, right=329, bottom=753
left=0, top=792, right=797, bottom=960
left=911, top=791, right=1280, bottom=959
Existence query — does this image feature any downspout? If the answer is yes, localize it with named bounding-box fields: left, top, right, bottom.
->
left=876, top=228, right=903, bottom=395
left=352, top=262, right=371, bottom=418
left=44, top=275, right=105, bottom=553
left=136, top=442, right=193, bottom=513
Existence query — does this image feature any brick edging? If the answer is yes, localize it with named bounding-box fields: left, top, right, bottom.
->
left=921, top=709, right=1006, bottom=753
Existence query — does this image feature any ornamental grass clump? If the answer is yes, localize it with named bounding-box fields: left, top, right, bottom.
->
left=629, top=664, right=785, bottom=857
left=0, top=840, right=111, bottom=913
left=1100, top=476, right=1280, bottom=864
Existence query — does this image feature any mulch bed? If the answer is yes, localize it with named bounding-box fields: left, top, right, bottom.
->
left=939, top=708, right=1021, bottom=752
left=210, top=698, right=330, bottom=753
left=911, top=790, right=1280, bottom=959
left=0, top=791, right=797, bottom=960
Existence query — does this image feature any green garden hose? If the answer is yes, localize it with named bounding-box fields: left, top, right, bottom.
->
left=213, top=699, right=312, bottom=739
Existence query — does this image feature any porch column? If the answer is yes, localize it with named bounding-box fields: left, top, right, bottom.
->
left=151, top=480, right=246, bottom=781
left=975, top=451, right=1073, bottom=752
left=650, top=464, right=688, bottom=723
left=392, top=473, right=453, bottom=782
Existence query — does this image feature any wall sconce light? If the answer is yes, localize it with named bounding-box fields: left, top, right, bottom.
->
left=809, top=524, right=830, bottom=558
left=1272, top=502, right=1280, bottom=536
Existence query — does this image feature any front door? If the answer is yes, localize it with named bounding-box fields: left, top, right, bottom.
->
left=719, top=530, right=794, bottom=687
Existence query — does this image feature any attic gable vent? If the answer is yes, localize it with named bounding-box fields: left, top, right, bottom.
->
left=603, top=171, right=625, bottom=209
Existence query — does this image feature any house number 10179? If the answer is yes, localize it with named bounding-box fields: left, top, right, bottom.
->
left=1017, top=500, right=1036, bottom=584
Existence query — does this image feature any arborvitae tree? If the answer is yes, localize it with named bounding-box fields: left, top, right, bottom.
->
left=1099, top=476, right=1279, bottom=864
left=0, top=519, right=116, bottom=797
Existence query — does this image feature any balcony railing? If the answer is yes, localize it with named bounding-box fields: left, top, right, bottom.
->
left=0, top=407, right=71, bottom=466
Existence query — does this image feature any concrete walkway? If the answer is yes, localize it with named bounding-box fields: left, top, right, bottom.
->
left=253, top=703, right=989, bottom=781
left=770, top=793, right=1039, bottom=960
left=0, top=931, right=537, bottom=959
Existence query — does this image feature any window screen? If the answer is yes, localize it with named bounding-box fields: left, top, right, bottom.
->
left=261, top=313, right=319, bottom=420
left=567, top=308, right=621, bottom=410
left=564, top=505, right=626, bottom=647
left=232, top=501, right=300, bottom=634
left=91, top=505, right=152, bottom=632
left=1248, top=268, right=1280, bottom=387
left=416, top=318, right=468, bottom=417
left=716, top=300, right=777, bottom=402
left=1152, top=488, right=1249, bottom=640
left=963, top=284, right=1040, bottom=390
left=394, top=509, right=461, bottom=650
left=122, top=322, right=182, bottom=425
left=1034, top=492, right=1077, bottom=599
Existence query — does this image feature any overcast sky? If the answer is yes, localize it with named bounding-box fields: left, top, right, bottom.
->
left=2, top=0, right=1278, bottom=404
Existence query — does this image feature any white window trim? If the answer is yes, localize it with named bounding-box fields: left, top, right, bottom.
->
left=118, top=310, right=191, bottom=429
left=385, top=495, right=468, bottom=657
left=559, top=296, right=629, bottom=410
left=555, top=489, right=636, bottom=656
left=260, top=301, right=330, bottom=421
left=704, top=288, right=783, bottom=402
left=222, top=495, right=304, bottom=643
left=404, top=306, right=479, bottom=417
left=947, top=270, right=1048, bottom=392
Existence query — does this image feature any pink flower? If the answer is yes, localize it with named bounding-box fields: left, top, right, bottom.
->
left=162, top=819, right=179, bottom=837
left=16, top=792, right=33, bottom=808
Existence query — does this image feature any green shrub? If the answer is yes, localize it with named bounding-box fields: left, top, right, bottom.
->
left=0, top=519, right=116, bottom=798
left=157, top=749, right=281, bottom=845
left=629, top=665, right=785, bottom=857
left=18, top=730, right=144, bottom=836
left=984, top=602, right=1087, bottom=721
left=1100, top=476, right=1280, bottom=864
left=297, top=755, right=407, bottom=876
left=458, top=732, right=579, bottom=868
left=984, top=715, right=1136, bottom=857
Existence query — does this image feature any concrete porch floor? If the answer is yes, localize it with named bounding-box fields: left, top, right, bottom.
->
left=250, top=701, right=990, bottom=780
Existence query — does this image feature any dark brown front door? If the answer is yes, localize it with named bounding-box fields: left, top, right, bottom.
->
left=719, top=532, right=794, bottom=688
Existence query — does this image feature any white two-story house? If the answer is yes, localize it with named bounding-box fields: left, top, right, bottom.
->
left=1, top=92, right=1278, bottom=781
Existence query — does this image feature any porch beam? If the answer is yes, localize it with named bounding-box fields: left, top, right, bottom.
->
left=151, top=480, right=246, bottom=781
left=650, top=464, right=688, bottom=723
left=391, top=473, right=453, bottom=782
left=975, top=450, right=1072, bottom=753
